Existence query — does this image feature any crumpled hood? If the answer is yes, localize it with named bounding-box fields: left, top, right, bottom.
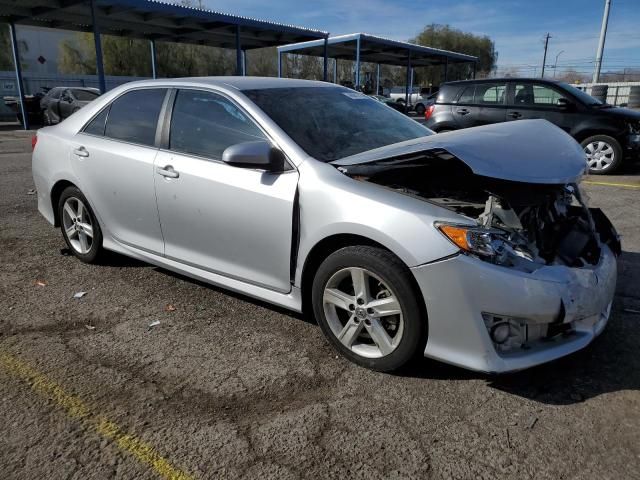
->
left=331, top=119, right=587, bottom=184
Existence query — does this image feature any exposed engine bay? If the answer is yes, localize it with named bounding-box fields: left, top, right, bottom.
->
left=337, top=149, right=621, bottom=272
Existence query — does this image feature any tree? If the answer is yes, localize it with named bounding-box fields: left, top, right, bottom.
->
left=409, top=24, right=497, bottom=87
left=0, top=25, right=29, bottom=71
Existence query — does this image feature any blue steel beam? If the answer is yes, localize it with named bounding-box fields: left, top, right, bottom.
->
left=8, top=22, right=28, bottom=130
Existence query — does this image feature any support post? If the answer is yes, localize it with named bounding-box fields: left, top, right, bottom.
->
left=375, top=63, right=380, bottom=95
left=235, top=25, right=242, bottom=76
left=333, top=58, right=338, bottom=83
left=8, top=23, right=28, bottom=130
left=405, top=50, right=412, bottom=112
left=90, top=0, right=106, bottom=93
left=149, top=39, right=157, bottom=79
left=277, top=51, right=282, bottom=78
left=444, top=57, right=449, bottom=82
left=241, top=50, right=247, bottom=76
left=472, top=62, right=477, bottom=79
left=355, top=35, right=361, bottom=89
left=323, top=37, right=328, bottom=81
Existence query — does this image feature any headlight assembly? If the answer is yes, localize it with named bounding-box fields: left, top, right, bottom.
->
left=436, top=223, right=505, bottom=258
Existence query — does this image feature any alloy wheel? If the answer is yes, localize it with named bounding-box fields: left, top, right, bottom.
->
left=585, top=141, right=615, bottom=171
left=322, top=267, right=404, bottom=359
left=62, top=197, right=94, bottom=254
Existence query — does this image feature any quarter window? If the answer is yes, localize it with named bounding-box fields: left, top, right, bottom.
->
left=83, top=107, right=109, bottom=136
left=104, top=88, right=167, bottom=146
left=169, top=89, right=266, bottom=160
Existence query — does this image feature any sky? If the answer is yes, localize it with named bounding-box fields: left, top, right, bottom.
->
left=201, top=0, right=640, bottom=76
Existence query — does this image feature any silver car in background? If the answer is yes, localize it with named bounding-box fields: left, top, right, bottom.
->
left=32, top=77, right=620, bottom=373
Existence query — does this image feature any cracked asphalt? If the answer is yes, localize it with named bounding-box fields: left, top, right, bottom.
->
left=1, top=129, right=640, bottom=479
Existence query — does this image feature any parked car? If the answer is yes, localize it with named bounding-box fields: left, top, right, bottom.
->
left=389, top=88, right=427, bottom=115
left=40, top=87, right=100, bottom=125
left=32, top=78, right=620, bottom=373
left=369, top=94, right=407, bottom=113
left=424, top=78, right=640, bottom=174
left=3, top=87, right=49, bottom=126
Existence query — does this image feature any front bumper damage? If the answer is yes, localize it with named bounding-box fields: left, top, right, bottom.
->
left=411, top=245, right=617, bottom=373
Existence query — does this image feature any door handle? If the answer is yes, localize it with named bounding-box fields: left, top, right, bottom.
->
left=73, top=146, right=89, bottom=157
left=456, top=108, right=470, bottom=115
left=156, top=165, right=179, bottom=179
left=508, top=111, right=522, bottom=119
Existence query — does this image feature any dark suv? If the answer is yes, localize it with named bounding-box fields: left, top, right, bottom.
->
left=424, top=78, right=640, bottom=174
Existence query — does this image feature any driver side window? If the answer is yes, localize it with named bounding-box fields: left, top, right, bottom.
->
left=169, top=89, right=267, bottom=160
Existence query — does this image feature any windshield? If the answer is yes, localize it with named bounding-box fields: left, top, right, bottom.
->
left=71, top=89, right=99, bottom=101
left=243, top=86, right=431, bottom=162
left=559, top=83, right=605, bottom=106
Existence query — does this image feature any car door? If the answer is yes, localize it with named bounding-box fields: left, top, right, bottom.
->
left=73, top=87, right=168, bottom=254
left=153, top=88, right=299, bottom=293
left=59, top=89, right=76, bottom=120
left=451, top=84, right=480, bottom=128
left=473, top=82, right=507, bottom=125
left=506, top=82, right=574, bottom=132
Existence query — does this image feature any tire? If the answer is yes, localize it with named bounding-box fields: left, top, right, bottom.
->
left=580, top=135, right=623, bottom=174
left=58, top=186, right=103, bottom=263
left=311, top=245, right=426, bottom=372
left=414, top=103, right=426, bottom=116
left=436, top=128, right=454, bottom=133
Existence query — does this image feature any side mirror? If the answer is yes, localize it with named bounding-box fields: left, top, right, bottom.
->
left=222, top=140, right=286, bottom=172
left=556, top=98, right=573, bottom=110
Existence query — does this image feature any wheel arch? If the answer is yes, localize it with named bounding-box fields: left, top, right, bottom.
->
left=573, top=128, right=623, bottom=144
left=299, top=233, right=428, bottom=324
left=50, top=179, right=78, bottom=227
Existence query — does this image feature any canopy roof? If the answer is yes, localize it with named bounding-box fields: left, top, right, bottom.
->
left=278, top=33, right=477, bottom=67
left=0, top=0, right=328, bottom=49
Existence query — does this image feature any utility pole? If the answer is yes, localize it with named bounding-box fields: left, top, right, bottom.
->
left=541, top=33, right=551, bottom=78
left=592, top=0, right=611, bottom=83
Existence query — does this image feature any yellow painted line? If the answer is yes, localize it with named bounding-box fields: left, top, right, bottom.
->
left=0, top=352, right=193, bottom=480
left=583, top=180, right=640, bottom=189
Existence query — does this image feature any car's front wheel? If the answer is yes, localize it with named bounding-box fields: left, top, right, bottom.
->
left=58, top=186, right=103, bottom=263
left=311, top=246, right=426, bottom=372
left=581, top=135, right=622, bottom=174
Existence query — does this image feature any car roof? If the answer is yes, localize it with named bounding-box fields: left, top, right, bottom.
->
left=442, top=77, right=563, bottom=86
left=118, top=76, right=336, bottom=92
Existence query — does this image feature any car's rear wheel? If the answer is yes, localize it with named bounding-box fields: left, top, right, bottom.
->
left=58, top=186, right=103, bottom=263
left=414, top=103, right=426, bottom=116
left=311, top=246, right=426, bottom=372
left=581, top=135, right=622, bottom=174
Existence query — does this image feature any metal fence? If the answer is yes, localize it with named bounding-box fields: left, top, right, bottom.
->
left=571, top=81, right=640, bottom=106
left=0, top=71, right=147, bottom=121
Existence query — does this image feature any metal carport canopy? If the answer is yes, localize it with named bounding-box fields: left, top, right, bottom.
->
left=0, top=0, right=328, bottom=49
left=0, top=0, right=329, bottom=129
left=277, top=33, right=477, bottom=113
left=277, top=33, right=478, bottom=67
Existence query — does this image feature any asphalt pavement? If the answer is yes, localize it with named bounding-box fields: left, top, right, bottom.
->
left=1, top=129, right=639, bottom=479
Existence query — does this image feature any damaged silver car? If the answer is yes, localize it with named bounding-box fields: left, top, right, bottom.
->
left=32, top=78, right=620, bottom=373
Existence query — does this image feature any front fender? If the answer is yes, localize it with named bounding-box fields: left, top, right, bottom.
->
left=293, top=160, right=464, bottom=285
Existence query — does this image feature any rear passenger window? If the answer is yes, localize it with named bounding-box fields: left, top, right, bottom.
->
left=475, top=83, right=506, bottom=105
left=104, top=88, right=167, bottom=146
left=169, top=89, right=266, bottom=160
left=457, top=86, right=475, bottom=104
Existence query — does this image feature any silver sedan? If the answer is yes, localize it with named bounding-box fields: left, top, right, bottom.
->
left=32, top=77, right=620, bottom=373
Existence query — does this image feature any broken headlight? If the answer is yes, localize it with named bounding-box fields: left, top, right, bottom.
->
left=436, top=223, right=505, bottom=258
